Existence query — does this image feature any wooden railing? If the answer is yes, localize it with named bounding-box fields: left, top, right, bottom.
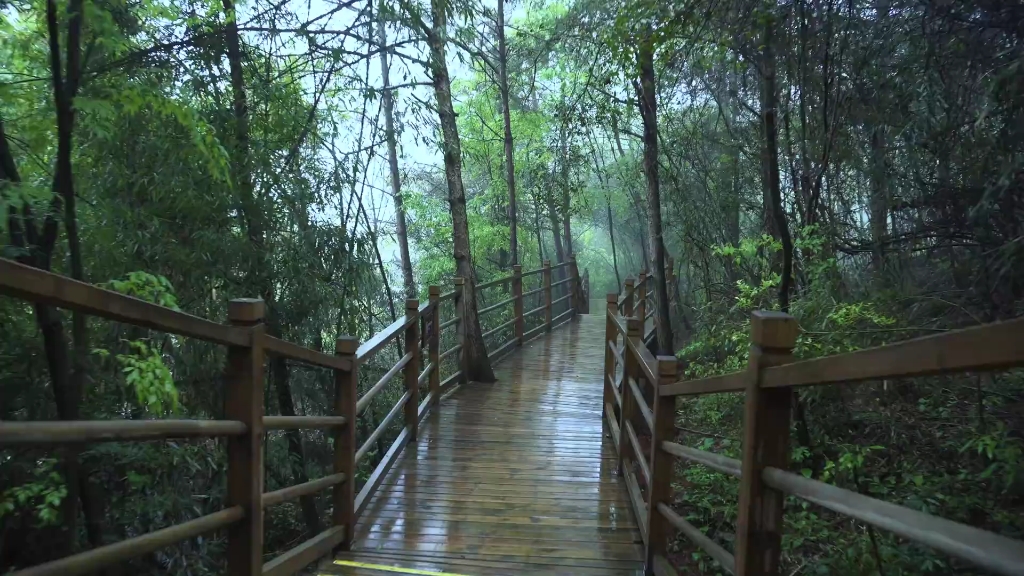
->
left=0, top=256, right=585, bottom=576
left=602, top=286, right=1024, bottom=576
left=617, top=257, right=676, bottom=345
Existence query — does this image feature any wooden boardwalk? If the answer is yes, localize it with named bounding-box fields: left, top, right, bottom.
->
left=328, top=310, right=644, bottom=575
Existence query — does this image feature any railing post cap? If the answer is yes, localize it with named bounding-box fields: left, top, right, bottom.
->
left=228, top=298, right=265, bottom=323
left=625, top=277, right=635, bottom=286
left=454, top=277, right=465, bottom=285
left=606, top=293, right=618, bottom=303
left=513, top=264, right=522, bottom=273
left=335, top=336, right=359, bottom=355
left=656, top=355, right=678, bottom=377
left=429, top=285, right=441, bottom=296
left=543, top=259, right=551, bottom=266
left=750, top=310, right=799, bottom=349
left=406, top=298, right=419, bottom=310
left=626, top=316, right=641, bottom=335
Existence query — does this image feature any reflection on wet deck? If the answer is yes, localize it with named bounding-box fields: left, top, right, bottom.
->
left=329, top=312, right=644, bottom=575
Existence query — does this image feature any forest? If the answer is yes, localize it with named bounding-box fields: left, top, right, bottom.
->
left=1, top=0, right=1023, bottom=573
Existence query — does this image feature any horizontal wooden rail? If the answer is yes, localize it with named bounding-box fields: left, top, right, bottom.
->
left=627, top=376, right=654, bottom=431
left=262, top=526, right=346, bottom=576
left=552, top=308, right=573, bottom=326
left=439, top=344, right=461, bottom=363
left=418, top=361, right=434, bottom=385
left=417, top=391, right=435, bottom=423
left=476, top=274, right=514, bottom=290
left=520, top=266, right=546, bottom=277
left=608, top=374, right=623, bottom=408
left=625, top=420, right=651, bottom=486
left=608, top=340, right=624, bottom=368
left=625, top=468, right=648, bottom=545
left=356, top=351, right=413, bottom=414
left=356, top=391, right=410, bottom=465
left=264, top=336, right=352, bottom=371
left=487, top=338, right=517, bottom=363
left=438, top=289, right=456, bottom=302
left=551, top=293, right=571, bottom=306
left=657, top=503, right=735, bottom=574
left=355, top=428, right=410, bottom=517
left=604, top=402, right=621, bottom=446
left=763, top=466, right=1024, bottom=576
left=482, top=317, right=515, bottom=340
left=522, top=286, right=543, bottom=298
left=439, top=371, right=461, bottom=392
left=356, top=315, right=415, bottom=361
left=660, top=371, right=746, bottom=397
left=8, top=506, right=244, bottom=576
left=262, top=473, right=346, bottom=508
left=661, top=441, right=741, bottom=477
left=550, top=276, right=574, bottom=288
left=625, top=335, right=658, bottom=384
left=479, top=295, right=516, bottom=316
left=0, top=258, right=246, bottom=346
left=762, top=316, right=1024, bottom=389
left=523, top=324, right=546, bottom=342
left=524, top=304, right=545, bottom=317
left=439, top=316, right=459, bottom=330
left=0, top=419, right=246, bottom=445
left=263, top=416, right=347, bottom=430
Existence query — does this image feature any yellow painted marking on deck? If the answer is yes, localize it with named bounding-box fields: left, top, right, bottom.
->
left=328, top=560, right=472, bottom=576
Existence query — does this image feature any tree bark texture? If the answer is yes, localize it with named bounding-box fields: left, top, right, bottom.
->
left=496, top=0, right=518, bottom=267
left=427, top=0, right=495, bottom=382
left=634, top=37, right=674, bottom=355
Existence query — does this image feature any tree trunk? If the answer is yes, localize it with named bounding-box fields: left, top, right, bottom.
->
left=496, top=0, right=518, bottom=267
left=427, top=0, right=495, bottom=382
left=43, top=0, right=106, bottom=553
left=271, top=357, right=323, bottom=536
left=760, top=9, right=793, bottom=311
left=378, top=8, right=416, bottom=297
left=559, top=126, right=574, bottom=257
left=634, top=37, right=673, bottom=355
left=546, top=196, right=567, bottom=287
left=533, top=197, right=545, bottom=263
left=607, top=197, right=622, bottom=290
left=869, top=125, right=888, bottom=272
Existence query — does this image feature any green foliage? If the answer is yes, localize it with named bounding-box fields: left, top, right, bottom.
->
left=112, top=340, right=178, bottom=414
left=0, top=459, right=67, bottom=527
left=103, top=271, right=181, bottom=310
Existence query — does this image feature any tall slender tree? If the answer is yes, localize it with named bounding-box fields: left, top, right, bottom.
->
left=378, top=6, right=416, bottom=297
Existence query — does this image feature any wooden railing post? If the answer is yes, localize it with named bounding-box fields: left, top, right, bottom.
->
left=568, top=256, right=580, bottom=316
left=645, top=355, right=678, bottom=573
left=616, top=316, right=641, bottom=474
left=333, top=336, right=358, bottom=550
left=453, top=277, right=469, bottom=384
left=735, top=311, right=798, bottom=576
left=513, top=265, right=524, bottom=345
left=637, top=271, right=647, bottom=332
left=583, top=269, right=590, bottom=313
left=428, top=286, right=441, bottom=404
left=602, top=294, right=619, bottom=432
left=225, top=298, right=266, bottom=576
left=623, top=277, right=635, bottom=319
left=404, top=299, right=421, bottom=440
left=543, top=259, right=553, bottom=332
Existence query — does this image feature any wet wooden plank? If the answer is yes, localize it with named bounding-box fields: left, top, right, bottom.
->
left=336, top=313, right=644, bottom=574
